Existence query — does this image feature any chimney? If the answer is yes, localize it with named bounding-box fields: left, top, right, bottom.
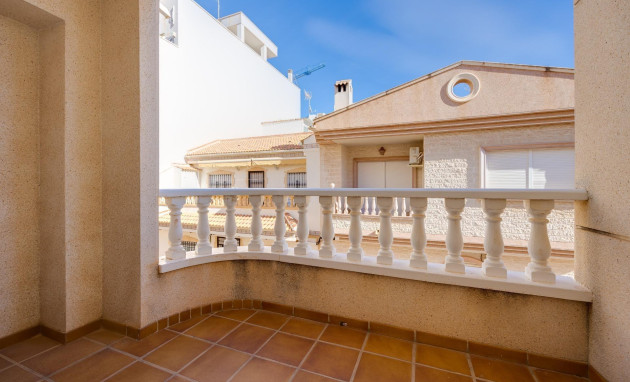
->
left=287, top=69, right=293, bottom=82
left=334, top=79, right=353, bottom=111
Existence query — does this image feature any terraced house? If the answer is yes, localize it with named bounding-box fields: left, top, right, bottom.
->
left=0, top=0, right=628, bottom=382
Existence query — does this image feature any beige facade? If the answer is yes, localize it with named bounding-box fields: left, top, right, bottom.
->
left=313, top=63, right=576, bottom=247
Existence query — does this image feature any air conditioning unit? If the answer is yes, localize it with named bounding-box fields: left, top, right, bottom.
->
left=409, top=147, right=423, bottom=166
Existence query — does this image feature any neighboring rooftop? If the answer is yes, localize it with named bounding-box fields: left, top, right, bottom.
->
left=186, top=132, right=313, bottom=157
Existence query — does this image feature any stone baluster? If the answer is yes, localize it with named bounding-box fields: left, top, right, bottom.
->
left=361, top=197, right=367, bottom=214
left=294, top=196, right=312, bottom=256
left=319, top=196, right=336, bottom=258
left=376, top=197, right=394, bottom=265
left=444, top=198, right=465, bottom=273
left=195, top=196, right=212, bottom=256
left=165, top=197, right=186, bottom=260
left=367, top=197, right=375, bottom=215
left=481, top=199, right=507, bottom=278
left=409, top=197, right=428, bottom=269
left=271, top=195, right=288, bottom=254
left=405, top=197, right=411, bottom=216
left=248, top=195, right=264, bottom=252
left=346, top=196, right=364, bottom=261
left=223, top=195, right=238, bottom=252
left=397, top=197, right=405, bottom=217
left=524, top=200, right=556, bottom=283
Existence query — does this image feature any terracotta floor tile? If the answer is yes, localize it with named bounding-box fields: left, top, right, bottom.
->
left=415, top=364, right=473, bottom=382
left=112, top=330, right=177, bottom=357
left=23, top=338, right=104, bottom=376
left=186, top=316, right=240, bottom=342
left=144, top=335, right=210, bottom=371
left=281, top=318, right=326, bottom=339
left=364, top=333, right=413, bottom=361
left=215, top=309, right=256, bottom=321
left=301, top=342, right=359, bottom=381
left=257, top=332, right=314, bottom=366
left=168, top=315, right=206, bottom=332
left=107, top=361, right=172, bottom=382
left=292, top=370, right=339, bottom=382
left=219, top=324, right=274, bottom=354
left=246, top=311, right=290, bottom=330
left=319, top=325, right=366, bottom=349
left=354, top=352, right=412, bottom=382
left=231, top=357, right=295, bottom=382
left=0, top=357, right=12, bottom=370
left=533, top=368, right=589, bottom=382
left=0, top=335, right=59, bottom=362
left=415, top=344, right=471, bottom=375
left=471, top=355, right=535, bottom=382
left=85, top=329, right=125, bottom=345
left=50, top=348, right=134, bottom=382
left=0, top=365, right=40, bottom=382
left=180, top=345, right=249, bottom=382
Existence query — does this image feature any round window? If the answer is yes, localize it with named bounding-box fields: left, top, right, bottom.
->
left=446, top=73, right=480, bottom=103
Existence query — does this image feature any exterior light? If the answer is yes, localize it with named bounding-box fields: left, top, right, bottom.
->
left=379, top=147, right=386, bottom=155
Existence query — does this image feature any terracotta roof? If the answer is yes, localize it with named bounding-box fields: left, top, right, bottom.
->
left=159, top=209, right=297, bottom=236
left=186, top=132, right=312, bottom=157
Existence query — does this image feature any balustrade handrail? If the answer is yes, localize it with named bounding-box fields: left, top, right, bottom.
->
left=159, top=188, right=588, bottom=200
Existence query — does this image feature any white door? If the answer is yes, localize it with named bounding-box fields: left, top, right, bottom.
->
left=357, top=162, right=385, bottom=188
left=385, top=161, right=412, bottom=188
left=357, top=161, right=411, bottom=215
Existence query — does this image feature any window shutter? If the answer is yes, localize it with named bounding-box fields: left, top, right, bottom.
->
left=485, top=150, right=529, bottom=188
left=530, top=148, right=575, bottom=189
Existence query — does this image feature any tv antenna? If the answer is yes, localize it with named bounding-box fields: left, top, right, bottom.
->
left=304, top=90, right=313, bottom=115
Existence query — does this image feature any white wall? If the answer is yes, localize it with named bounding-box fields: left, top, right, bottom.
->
left=159, top=0, right=300, bottom=183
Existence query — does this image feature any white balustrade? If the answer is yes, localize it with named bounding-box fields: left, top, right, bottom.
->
left=165, top=197, right=186, bottom=260
left=409, top=197, right=428, bottom=269
left=271, top=195, right=289, bottom=254
left=293, top=195, right=312, bottom=256
left=159, top=188, right=587, bottom=293
left=524, top=200, right=556, bottom=283
left=248, top=195, right=264, bottom=252
left=444, top=198, right=465, bottom=273
left=195, top=196, right=212, bottom=256
left=482, top=199, right=507, bottom=278
left=376, top=197, right=394, bottom=265
left=346, top=196, right=364, bottom=261
left=223, top=195, right=238, bottom=252
left=319, top=196, right=336, bottom=258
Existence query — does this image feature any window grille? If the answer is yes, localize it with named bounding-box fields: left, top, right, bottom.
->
left=209, top=173, right=232, bottom=188
left=287, top=172, right=307, bottom=188
left=181, top=241, right=197, bottom=252
left=248, top=171, right=264, bottom=188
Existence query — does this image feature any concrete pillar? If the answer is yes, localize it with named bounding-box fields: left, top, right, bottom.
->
left=574, top=1, right=630, bottom=380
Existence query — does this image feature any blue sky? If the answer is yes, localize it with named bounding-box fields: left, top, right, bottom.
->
left=196, top=0, right=574, bottom=117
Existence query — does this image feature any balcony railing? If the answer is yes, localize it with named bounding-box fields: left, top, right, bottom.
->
left=158, top=188, right=591, bottom=301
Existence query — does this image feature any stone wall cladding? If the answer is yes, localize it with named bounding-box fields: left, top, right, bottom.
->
left=424, top=125, right=575, bottom=242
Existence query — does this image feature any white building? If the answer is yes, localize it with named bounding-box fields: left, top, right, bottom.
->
left=159, top=0, right=302, bottom=187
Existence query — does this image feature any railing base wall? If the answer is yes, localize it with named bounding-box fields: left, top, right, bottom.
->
left=159, top=247, right=591, bottom=302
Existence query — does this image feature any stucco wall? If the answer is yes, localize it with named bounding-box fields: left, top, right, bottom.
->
left=424, top=126, right=575, bottom=244
left=145, top=260, right=588, bottom=362
left=199, top=163, right=306, bottom=188
left=574, top=0, right=630, bottom=380
left=0, top=13, right=41, bottom=338
left=0, top=0, right=103, bottom=335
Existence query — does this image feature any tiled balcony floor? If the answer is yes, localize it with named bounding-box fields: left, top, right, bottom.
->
left=0, top=309, right=589, bottom=382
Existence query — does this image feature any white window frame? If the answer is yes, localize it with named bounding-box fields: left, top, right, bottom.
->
left=480, top=143, right=575, bottom=189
